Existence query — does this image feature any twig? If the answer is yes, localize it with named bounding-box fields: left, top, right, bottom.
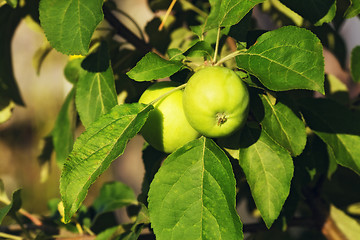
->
left=18, top=209, right=42, bottom=226
left=321, top=216, right=347, bottom=240
left=159, top=0, right=177, bottom=31
left=102, top=6, right=152, bottom=54
left=54, top=236, right=96, bottom=240
left=0, top=232, right=23, bottom=240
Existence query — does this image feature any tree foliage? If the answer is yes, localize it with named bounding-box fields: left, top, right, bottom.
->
left=1, top=0, right=360, bottom=239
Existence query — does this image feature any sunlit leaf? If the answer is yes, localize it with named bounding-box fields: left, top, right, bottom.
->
left=5, top=0, right=17, bottom=8
left=330, top=205, right=360, bottom=240
left=279, top=0, right=335, bottom=23
left=148, top=137, right=243, bottom=240
left=238, top=126, right=294, bottom=228
left=345, top=0, right=360, bottom=18
left=52, top=88, right=76, bottom=167
left=39, top=0, right=104, bottom=55
left=184, top=41, right=214, bottom=59
left=76, top=42, right=118, bottom=128
left=203, top=0, right=265, bottom=32
left=236, top=26, right=324, bottom=93
left=315, top=1, right=337, bottom=26
left=60, top=103, right=153, bottom=223
left=127, top=52, right=183, bottom=82
left=0, top=98, right=14, bottom=124
left=76, top=66, right=118, bottom=128
left=252, top=94, right=307, bottom=156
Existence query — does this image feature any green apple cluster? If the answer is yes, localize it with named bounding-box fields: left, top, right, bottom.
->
left=139, top=66, right=250, bottom=153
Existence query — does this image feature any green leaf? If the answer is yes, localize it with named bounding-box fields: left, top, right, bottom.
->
left=5, top=0, right=17, bottom=8
left=0, top=189, right=22, bottom=224
left=330, top=205, right=360, bottom=239
left=327, top=146, right=338, bottom=179
left=95, top=204, right=149, bottom=240
left=204, top=0, right=265, bottom=32
left=0, top=97, right=14, bottom=124
left=120, top=204, right=150, bottom=240
left=167, top=48, right=185, bottom=61
left=60, top=103, right=153, bottom=223
left=279, top=0, right=335, bottom=23
left=238, top=126, right=294, bottom=228
left=39, top=0, right=104, bottom=55
left=52, top=88, right=76, bottom=167
left=76, top=66, right=118, bottom=128
left=252, top=94, right=307, bottom=156
left=64, top=57, right=84, bottom=84
left=345, top=0, right=360, bottom=18
left=0, top=5, right=24, bottom=105
left=315, top=0, right=337, bottom=26
left=351, top=46, right=360, bottom=83
left=92, top=181, right=137, bottom=218
left=127, top=52, right=183, bottom=82
left=184, top=41, right=214, bottom=59
left=300, top=98, right=360, bottom=175
left=148, top=137, right=243, bottom=240
left=76, top=41, right=118, bottom=128
left=236, top=26, right=325, bottom=93
left=95, top=226, right=119, bottom=240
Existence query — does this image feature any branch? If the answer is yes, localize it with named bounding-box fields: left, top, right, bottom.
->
left=321, top=216, right=348, bottom=240
left=102, top=6, right=152, bottom=54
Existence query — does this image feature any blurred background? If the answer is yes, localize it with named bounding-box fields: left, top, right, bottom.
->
left=0, top=0, right=154, bottom=216
left=1, top=0, right=360, bottom=226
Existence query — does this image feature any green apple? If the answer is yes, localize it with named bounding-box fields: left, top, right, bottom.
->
left=183, top=66, right=249, bottom=138
left=139, top=81, right=200, bottom=153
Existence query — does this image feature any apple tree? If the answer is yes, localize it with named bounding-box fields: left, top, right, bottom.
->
left=1, top=0, right=360, bottom=239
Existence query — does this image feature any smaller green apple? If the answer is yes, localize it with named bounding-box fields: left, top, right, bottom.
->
left=183, top=66, right=250, bottom=138
left=139, top=81, right=200, bottom=153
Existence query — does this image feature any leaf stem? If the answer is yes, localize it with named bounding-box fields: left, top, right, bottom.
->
left=179, top=0, right=207, bottom=18
left=113, top=8, right=146, bottom=41
left=214, top=50, right=246, bottom=66
left=213, top=27, right=221, bottom=64
left=102, top=6, right=152, bottom=53
left=150, top=83, right=187, bottom=105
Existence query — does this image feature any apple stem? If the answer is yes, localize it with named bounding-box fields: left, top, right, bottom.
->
left=150, top=83, right=187, bottom=105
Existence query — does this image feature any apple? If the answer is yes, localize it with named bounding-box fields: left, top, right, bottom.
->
left=183, top=66, right=249, bottom=138
left=139, top=81, right=200, bottom=153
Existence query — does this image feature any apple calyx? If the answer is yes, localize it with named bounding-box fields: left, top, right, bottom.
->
left=216, top=112, right=227, bottom=126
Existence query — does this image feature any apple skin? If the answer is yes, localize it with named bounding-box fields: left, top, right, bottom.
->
left=139, top=81, right=200, bottom=153
left=183, top=66, right=250, bottom=138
